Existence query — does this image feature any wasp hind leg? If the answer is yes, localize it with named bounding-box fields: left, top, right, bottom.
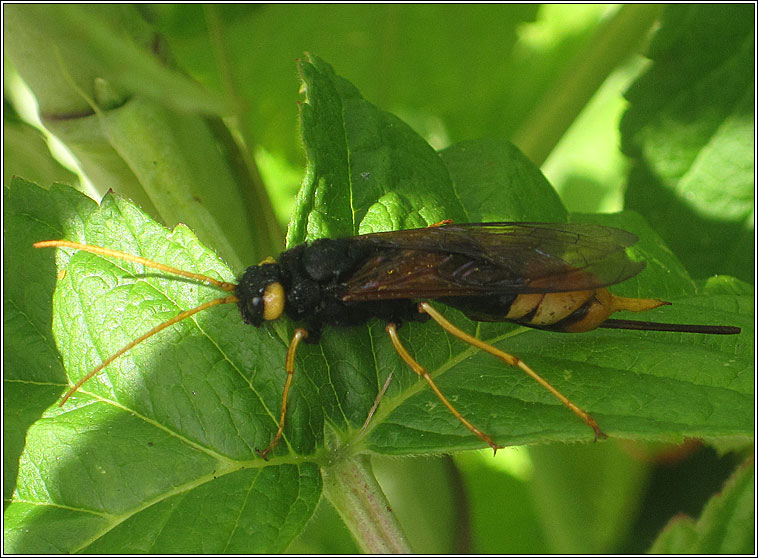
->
left=385, top=322, right=504, bottom=454
left=418, top=302, right=607, bottom=442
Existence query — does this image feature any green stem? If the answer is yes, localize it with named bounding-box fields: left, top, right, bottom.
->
left=322, top=455, right=412, bottom=554
left=513, top=4, right=663, bottom=166
left=204, top=5, right=285, bottom=257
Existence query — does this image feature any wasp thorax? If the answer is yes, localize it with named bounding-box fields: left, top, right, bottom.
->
left=236, top=262, right=285, bottom=326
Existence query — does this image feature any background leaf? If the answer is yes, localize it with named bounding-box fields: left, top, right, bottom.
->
left=4, top=4, right=282, bottom=268
left=648, top=458, right=754, bottom=554
left=621, top=4, right=754, bottom=282
left=4, top=4, right=753, bottom=554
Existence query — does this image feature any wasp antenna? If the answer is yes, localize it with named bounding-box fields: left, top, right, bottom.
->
left=599, top=319, right=741, bottom=335
left=59, top=295, right=238, bottom=405
left=34, top=240, right=237, bottom=292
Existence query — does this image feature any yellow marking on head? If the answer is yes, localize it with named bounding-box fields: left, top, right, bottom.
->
left=262, top=282, right=285, bottom=321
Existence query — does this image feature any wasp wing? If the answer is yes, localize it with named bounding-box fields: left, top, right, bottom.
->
left=341, top=222, right=645, bottom=301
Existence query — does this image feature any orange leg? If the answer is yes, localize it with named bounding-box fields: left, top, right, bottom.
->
left=427, top=219, right=453, bottom=227
left=257, top=328, right=309, bottom=461
left=386, top=322, right=504, bottom=454
left=418, top=302, right=607, bottom=441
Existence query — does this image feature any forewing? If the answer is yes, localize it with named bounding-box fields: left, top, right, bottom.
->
left=341, top=223, right=645, bottom=301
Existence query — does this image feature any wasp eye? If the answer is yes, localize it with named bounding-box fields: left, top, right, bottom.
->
left=262, top=282, right=285, bottom=321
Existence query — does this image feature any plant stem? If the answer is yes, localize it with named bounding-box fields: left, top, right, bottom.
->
left=514, top=4, right=662, bottom=166
left=322, top=455, right=412, bottom=554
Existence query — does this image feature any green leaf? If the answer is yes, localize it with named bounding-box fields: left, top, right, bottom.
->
left=5, top=54, right=752, bottom=554
left=98, top=96, right=277, bottom=270
left=621, top=4, right=754, bottom=282
left=4, top=5, right=227, bottom=116
left=5, top=182, right=321, bottom=554
left=4, top=5, right=283, bottom=268
left=649, top=458, right=754, bottom=554
left=3, top=178, right=87, bottom=504
left=2, top=112, right=79, bottom=189
left=288, top=54, right=466, bottom=244
left=440, top=138, right=567, bottom=222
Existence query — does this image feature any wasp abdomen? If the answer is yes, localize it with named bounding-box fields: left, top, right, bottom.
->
left=516, top=290, right=670, bottom=333
left=510, top=290, right=599, bottom=326
left=523, top=289, right=614, bottom=333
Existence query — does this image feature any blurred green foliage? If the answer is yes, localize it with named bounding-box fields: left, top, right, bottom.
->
left=4, top=4, right=753, bottom=555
